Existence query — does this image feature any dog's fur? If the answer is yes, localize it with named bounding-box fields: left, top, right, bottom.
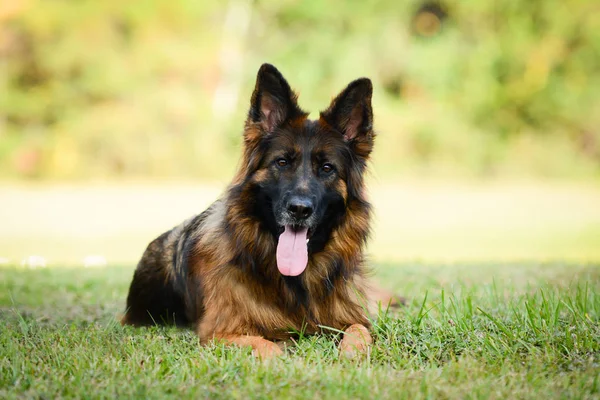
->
left=122, top=64, right=391, bottom=358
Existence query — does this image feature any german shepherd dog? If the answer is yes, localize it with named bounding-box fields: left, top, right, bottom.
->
left=122, top=64, right=395, bottom=358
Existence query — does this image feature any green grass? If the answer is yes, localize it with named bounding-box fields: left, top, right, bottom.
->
left=1, top=263, right=599, bottom=399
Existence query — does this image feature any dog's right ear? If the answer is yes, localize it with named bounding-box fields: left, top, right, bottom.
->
left=247, top=64, right=306, bottom=135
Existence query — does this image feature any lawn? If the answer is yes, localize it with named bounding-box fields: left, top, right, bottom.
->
left=1, top=262, right=599, bottom=399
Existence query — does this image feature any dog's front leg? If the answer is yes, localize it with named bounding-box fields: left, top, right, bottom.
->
left=339, top=324, right=372, bottom=358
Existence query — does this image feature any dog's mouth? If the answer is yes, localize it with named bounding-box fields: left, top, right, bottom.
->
left=276, top=225, right=312, bottom=277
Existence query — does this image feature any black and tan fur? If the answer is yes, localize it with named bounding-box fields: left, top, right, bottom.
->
left=122, top=64, right=396, bottom=358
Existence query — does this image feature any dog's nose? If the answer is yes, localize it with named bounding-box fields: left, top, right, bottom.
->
left=287, top=196, right=314, bottom=220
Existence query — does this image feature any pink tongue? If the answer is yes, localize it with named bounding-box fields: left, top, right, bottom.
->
left=276, top=226, right=309, bottom=276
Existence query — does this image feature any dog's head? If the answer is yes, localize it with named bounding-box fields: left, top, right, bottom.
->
left=238, top=64, right=374, bottom=276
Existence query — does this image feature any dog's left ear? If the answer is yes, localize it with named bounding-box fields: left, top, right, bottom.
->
left=320, top=78, right=374, bottom=149
left=248, top=63, right=305, bottom=134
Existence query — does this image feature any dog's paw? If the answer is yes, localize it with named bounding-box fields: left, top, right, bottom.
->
left=339, top=324, right=372, bottom=359
left=367, top=285, right=407, bottom=314
left=252, top=339, right=284, bottom=360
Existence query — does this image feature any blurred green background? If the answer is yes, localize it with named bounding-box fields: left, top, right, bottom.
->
left=2, top=0, right=600, bottom=181
left=1, top=0, right=600, bottom=265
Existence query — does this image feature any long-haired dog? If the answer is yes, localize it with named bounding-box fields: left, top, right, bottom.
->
left=122, top=64, right=396, bottom=358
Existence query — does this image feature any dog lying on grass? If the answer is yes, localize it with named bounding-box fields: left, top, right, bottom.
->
left=122, top=64, right=400, bottom=358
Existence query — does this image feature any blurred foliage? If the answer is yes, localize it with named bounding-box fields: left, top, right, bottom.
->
left=1, top=0, right=599, bottom=180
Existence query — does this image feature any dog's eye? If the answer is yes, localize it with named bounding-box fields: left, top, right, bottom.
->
left=276, top=158, right=288, bottom=168
left=321, top=163, right=334, bottom=173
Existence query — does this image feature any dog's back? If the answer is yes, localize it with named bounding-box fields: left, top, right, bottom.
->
left=122, top=204, right=219, bottom=326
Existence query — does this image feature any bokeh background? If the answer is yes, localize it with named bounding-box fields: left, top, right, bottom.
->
left=1, top=0, right=599, bottom=266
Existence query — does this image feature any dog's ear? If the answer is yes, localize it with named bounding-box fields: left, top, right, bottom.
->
left=248, top=64, right=305, bottom=134
left=320, top=78, right=374, bottom=145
